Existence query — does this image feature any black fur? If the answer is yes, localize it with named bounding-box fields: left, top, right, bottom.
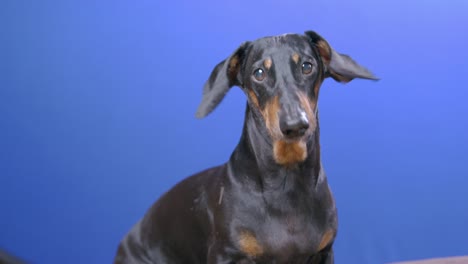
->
left=114, top=30, right=377, bottom=264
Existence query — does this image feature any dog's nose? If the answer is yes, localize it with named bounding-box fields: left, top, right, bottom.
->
left=280, top=115, right=309, bottom=138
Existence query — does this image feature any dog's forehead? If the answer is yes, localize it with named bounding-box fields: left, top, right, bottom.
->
left=250, top=34, right=311, bottom=55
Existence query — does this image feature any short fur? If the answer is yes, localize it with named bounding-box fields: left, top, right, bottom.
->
left=114, top=30, right=378, bottom=264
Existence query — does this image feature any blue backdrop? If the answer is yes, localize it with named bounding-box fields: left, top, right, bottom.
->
left=1, top=1, right=467, bottom=263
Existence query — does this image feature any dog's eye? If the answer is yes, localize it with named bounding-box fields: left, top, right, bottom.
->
left=302, top=62, right=313, bottom=75
left=253, top=68, right=266, bottom=81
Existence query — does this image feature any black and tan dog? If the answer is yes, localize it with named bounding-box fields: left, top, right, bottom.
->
left=114, top=30, right=377, bottom=264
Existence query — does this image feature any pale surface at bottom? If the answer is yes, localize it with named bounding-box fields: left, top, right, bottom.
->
left=390, top=256, right=468, bottom=264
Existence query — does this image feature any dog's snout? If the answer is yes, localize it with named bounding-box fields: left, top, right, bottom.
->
left=280, top=114, right=309, bottom=138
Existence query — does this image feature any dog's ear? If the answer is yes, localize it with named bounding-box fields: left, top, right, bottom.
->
left=196, top=42, right=250, bottom=119
left=305, top=31, right=378, bottom=83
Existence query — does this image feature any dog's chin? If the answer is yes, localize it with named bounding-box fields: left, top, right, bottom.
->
left=273, top=139, right=308, bottom=166
left=270, top=129, right=316, bottom=166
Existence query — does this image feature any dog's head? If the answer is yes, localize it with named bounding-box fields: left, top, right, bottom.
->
left=196, top=31, right=378, bottom=165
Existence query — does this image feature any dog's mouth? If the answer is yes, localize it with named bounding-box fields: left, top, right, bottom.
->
left=281, top=129, right=305, bottom=139
left=283, top=128, right=309, bottom=140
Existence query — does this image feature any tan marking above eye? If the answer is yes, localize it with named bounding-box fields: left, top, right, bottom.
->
left=292, top=53, right=300, bottom=64
left=263, top=58, right=272, bottom=70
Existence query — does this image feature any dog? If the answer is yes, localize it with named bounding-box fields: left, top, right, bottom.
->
left=114, top=30, right=377, bottom=264
left=0, top=249, right=27, bottom=264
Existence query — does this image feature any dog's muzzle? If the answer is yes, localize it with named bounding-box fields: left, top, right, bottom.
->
left=279, top=110, right=309, bottom=139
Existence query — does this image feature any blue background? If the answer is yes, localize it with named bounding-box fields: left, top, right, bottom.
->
left=1, top=1, right=467, bottom=263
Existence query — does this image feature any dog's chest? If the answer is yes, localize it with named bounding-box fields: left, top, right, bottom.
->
left=234, top=208, right=336, bottom=262
left=223, top=171, right=337, bottom=261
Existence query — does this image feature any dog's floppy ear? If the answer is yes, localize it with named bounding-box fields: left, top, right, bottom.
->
left=305, top=31, right=378, bottom=83
left=195, top=42, right=250, bottom=119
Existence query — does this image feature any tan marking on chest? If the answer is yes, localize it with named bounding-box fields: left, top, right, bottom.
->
left=318, top=229, right=335, bottom=252
left=238, top=231, right=264, bottom=257
left=273, top=140, right=307, bottom=166
left=263, top=58, right=272, bottom=70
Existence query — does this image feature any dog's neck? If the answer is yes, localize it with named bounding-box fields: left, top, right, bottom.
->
left=228, top=106, right=322, bottom=193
